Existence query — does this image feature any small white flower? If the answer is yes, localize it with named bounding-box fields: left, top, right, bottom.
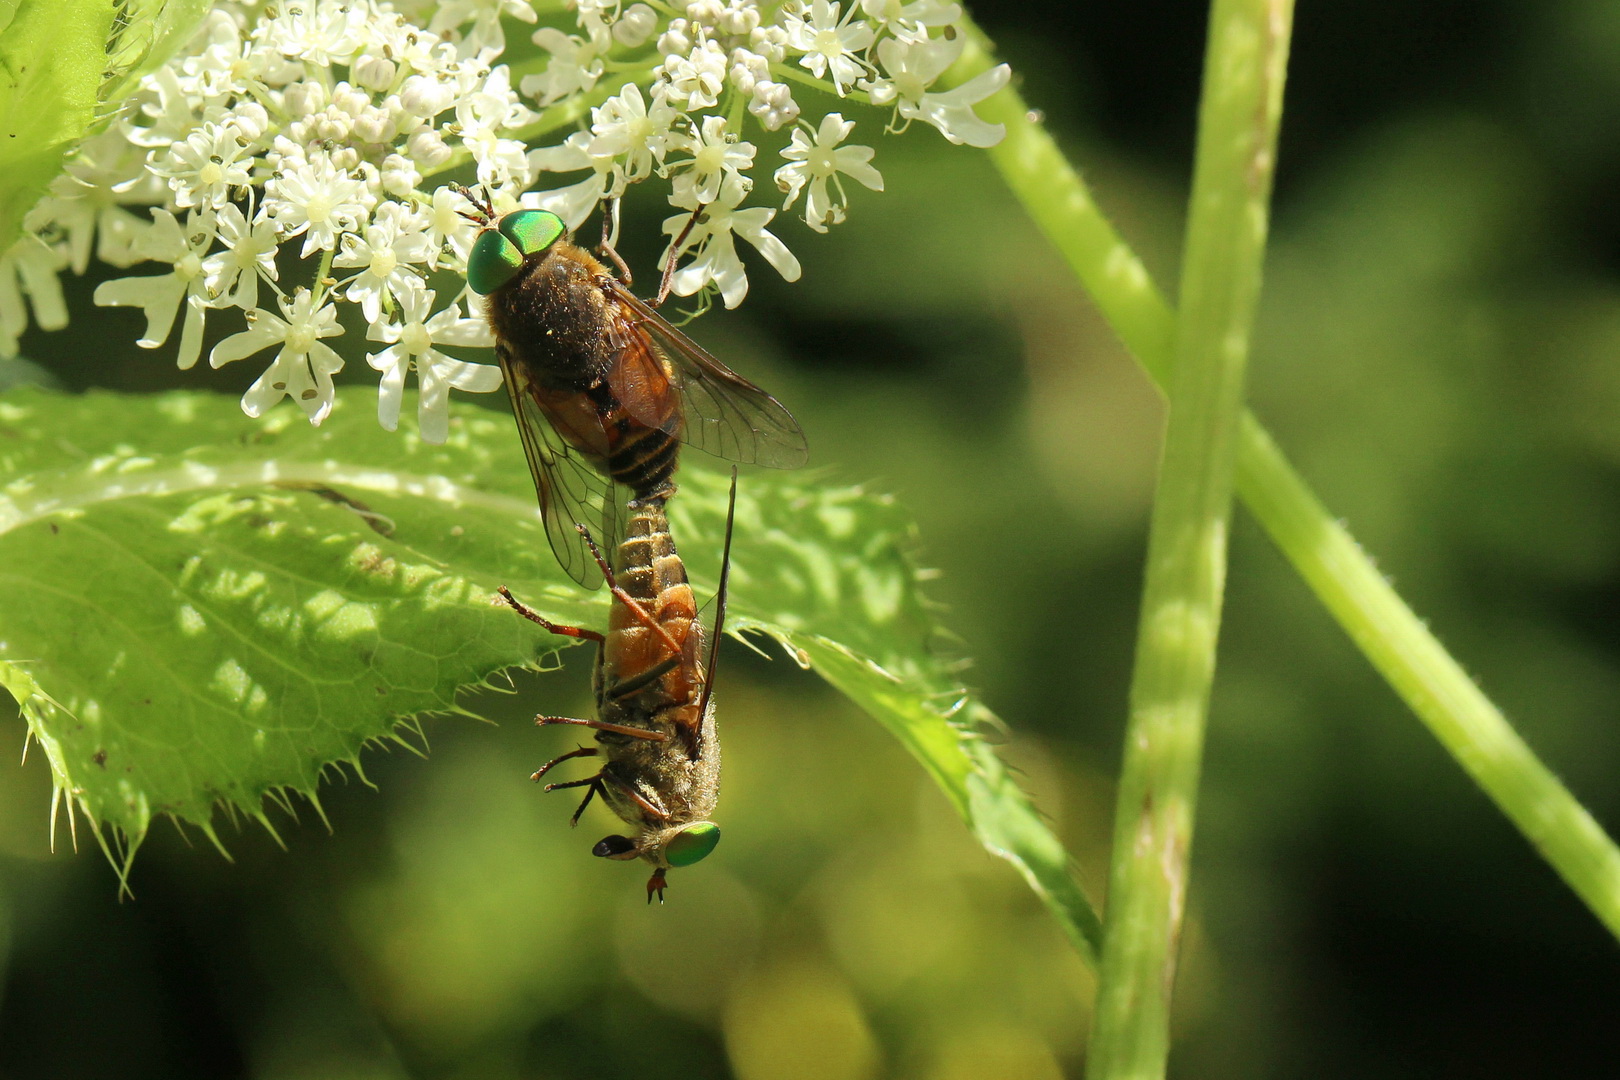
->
left=457, top=66, right=538, bottom=190
left=749, top=22, right=789, bottom=63
left=366, top=282, right=501, bottom=442
left=0, top=235, right=69, bottom=358
left=728, top=46, right=770, bottom=96
left=430, top=0, right=539, bottom=54
left=717, top=0, right=761, bottom=36
left=422, top=185, right=479, bottom=269
left=659, top=34, right=728, bottom=110
left=859, top=0, right=962, bottom=40
left=664, top=174, right=800, bottom=309
left=201, top=203, right=279, bottom=311
left=92, top=209, right=217, bottom=369
left=587, top=83, right=676, bottom=184
left=30, top=135, right=158, bottom=273
left=784, top=0, right=875, bottom=95
left=265, top=152, right=374, bottom=257
left=667, top=115, right=757, bottom=207
left=210, top=287, right=346, bottom=424
left=334, top=201, right=434, bottom=323
left=457, top=64, right=535, bottom=136
left=150, top=121, right=254, bottom=210
left=748, top=80, right=800, bottom=132
left=524, top=27, right=608, bottom=105
left=875, top=36, right=1011, bottom=147
left=775, top=114, right=883, bottom=232
left=530, top=131, right=616, bottom=228
left=265, top=1, right=364, bottom=68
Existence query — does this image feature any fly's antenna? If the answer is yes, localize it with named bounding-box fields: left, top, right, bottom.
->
left=693, top=466, right=739, bottom=725
left=451, top=183, right=495, bottom=226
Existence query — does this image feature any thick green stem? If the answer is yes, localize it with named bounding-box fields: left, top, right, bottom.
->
left=957, top=14, right=1620, bottom=946
left=1084, top=1, right=1292, bottom=1076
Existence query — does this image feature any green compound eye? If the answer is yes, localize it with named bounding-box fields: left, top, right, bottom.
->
left=466, top=229, right=523, bottom=294
left=664, top=822, right=721, bottom=868
left=498, top=208, right=565, bottom=256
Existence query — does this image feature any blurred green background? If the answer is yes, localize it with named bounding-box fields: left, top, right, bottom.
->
left=6, top=0, right=1620, bottom=1076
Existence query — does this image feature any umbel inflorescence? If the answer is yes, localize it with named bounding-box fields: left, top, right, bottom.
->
left=2, top=0, right=1009, bottom=441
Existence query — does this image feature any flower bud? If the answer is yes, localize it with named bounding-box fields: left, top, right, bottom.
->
left=614, top=3, right=657, bottom=48
left=407, top=130, right=453, bottom=168
left=657, top=18, right=692, bottom=56
left=353, top=107, right=396, bottom=145
left=400, top=74, right=454, bottom=118
left=283, top=80, right=327, bottom=118
left=353, top=55, right=398, bottom=93
left=686, top=0, right=723, bottom=25
left=719, top=2, right=760, bottom=36
left=230, top=101, right=270, bottom=142
left=380, top=153, right=422, bottom=197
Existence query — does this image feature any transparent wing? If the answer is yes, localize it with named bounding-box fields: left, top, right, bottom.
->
left=498, top=342, right=626, bottom=590
left=604, top=281, right=809, bottom=470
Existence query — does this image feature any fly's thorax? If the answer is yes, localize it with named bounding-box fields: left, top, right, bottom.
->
left=591, top=707, right=722, bottom=869
left=485, top=242, right=616, bottom=390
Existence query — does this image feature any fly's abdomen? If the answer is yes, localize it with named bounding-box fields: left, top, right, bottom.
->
left=604, top=405, right=681, bottom=499
left=606, top=498, right=701, bottom=702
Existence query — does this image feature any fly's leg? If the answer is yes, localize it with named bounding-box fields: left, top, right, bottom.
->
left=654, top=205, right=705, bottom=308
left=542, top=775, right=605, bottom=825
left=496, top=586, right=605, bottom=645
left=531, top=745, right=598, bottom=783
left=573, top=523, right=685, bottom=657
left=606, top=654, right=680, bottom=701
left=597, top=197, right=633, bottom=284
left=536, top=715, right=669, bottom=742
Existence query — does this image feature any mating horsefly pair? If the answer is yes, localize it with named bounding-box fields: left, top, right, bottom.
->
left=459, top=190, right=807, bottom=900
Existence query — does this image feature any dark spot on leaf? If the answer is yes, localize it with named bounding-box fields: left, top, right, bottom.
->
left=142, top=699, right=151, bottom=705
left=48, top=522, right=58, bottom=534
left=92, top=750, right=107, bottom=768
left=357, top=550, right=397, bottom=574
left=376, top=686, right=386, bottom=695
left=276, top=482, right=395, bottom=536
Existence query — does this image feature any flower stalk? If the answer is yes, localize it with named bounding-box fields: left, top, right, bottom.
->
left=1085, top=0, right=1293, bottom=1074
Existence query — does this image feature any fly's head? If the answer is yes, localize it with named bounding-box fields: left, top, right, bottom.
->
left=592, top=820, right=721, bottom=903
left=455, top=186, right=567, bottom=295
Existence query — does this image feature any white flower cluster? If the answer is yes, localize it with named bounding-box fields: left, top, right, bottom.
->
left=1, top=0, right=1010, bottom=437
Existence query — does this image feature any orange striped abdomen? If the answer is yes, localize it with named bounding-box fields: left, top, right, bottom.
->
left=604, top=498, right=703, bottom=705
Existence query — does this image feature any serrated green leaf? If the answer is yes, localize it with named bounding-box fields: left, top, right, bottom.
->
left=101, top=0, right=212, bottom=103
left=0, top=0, right=116, bottom=250
left=0, top=387, right=1100, bottom=959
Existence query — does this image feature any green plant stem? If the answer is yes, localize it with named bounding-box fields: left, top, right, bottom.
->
left=956, top=20, right=1620, bottom=945
left=1083, top=1, right=1293, bottom=1075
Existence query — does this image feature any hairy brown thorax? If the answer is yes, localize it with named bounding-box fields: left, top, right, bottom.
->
left=487, top=242, right=683, bottom=500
